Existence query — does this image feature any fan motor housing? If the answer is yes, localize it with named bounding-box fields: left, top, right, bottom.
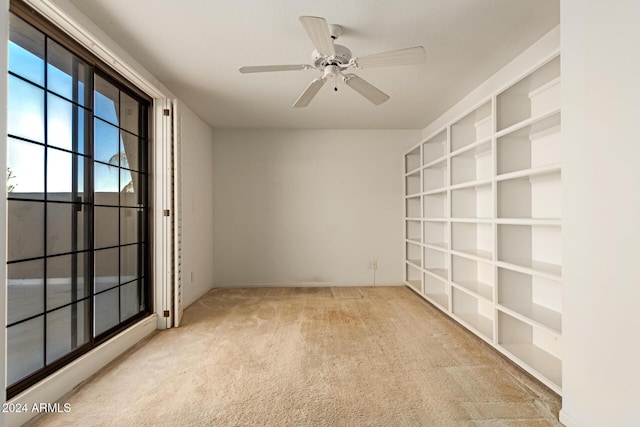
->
left=312, top=44, right=352, bottom=68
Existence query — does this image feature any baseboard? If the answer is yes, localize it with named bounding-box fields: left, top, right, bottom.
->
left=559, top=409, right=581, bottom=427
left=6, top=314, right=157, bottom=427
left=212, top=282, right=405, bottom=288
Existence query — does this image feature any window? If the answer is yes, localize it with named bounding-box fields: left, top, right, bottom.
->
left=6, top=5, right=151, bottom=398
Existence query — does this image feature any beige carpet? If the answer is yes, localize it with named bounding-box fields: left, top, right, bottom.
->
left=27, top=286, right=561, bottom=426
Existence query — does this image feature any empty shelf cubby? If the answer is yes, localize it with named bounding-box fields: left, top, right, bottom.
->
left=498, top=267, right=561, bottom=333
left=451, top=222, right=493, bottom=260
left=450, top=141, right=492, bottom=186
left=451, top=101, right=492, bottom=152
left=423, top=160, right=447, bottom=192
left=497, top=224, right=561, bottom=278
left=406, top=263, right=422, bottom=293
left=405, top=146, right=421, bottom=173
left=406, top=220, right=421, bottom=243
left=423, top=247, right=448, bottom=280
left=497, top=56, right=560, bottom=131
left=451, top=255, right=494, bottom=301
left=497, top=112, right=560, bottom=176
left=405, top=196, right=421, bottom=218
left=422, top=130, right=447, bottom=165
left=452, top=287, right=494, bottom=340
left=424, top=221, right=447, bottom=249
left=423, top=191, right=447, bottom=218
left=424, top=272, right=449, bottom=310
left=451, top=184, right=492, bottom=219
left=497, top=171, right=561, bottom=220
left=498, top=311, right=561, bottom=391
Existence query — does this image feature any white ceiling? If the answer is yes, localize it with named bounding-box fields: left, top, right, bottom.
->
left=65, top=0, right=559, bottom=130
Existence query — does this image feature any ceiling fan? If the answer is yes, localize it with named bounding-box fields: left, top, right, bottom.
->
left=239, top=16, right=426, bottom=108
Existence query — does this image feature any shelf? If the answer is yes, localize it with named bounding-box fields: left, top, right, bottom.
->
left=406, top=242, right=422, bottom=268
left=423, top=221, right=447, bottom=249
left=497, top=56, right=560, bottom=131
left=423, top=191, right=447, bottom=218
left=422, top=129, right=447, bottom=165
left=424, top=247, right=448, bottom=282
left=425, top=243, right=447, bottom=252
left=423, top=159, right=447, bottom=192
left=451, top=183, right=492, bottom=219
left=497, top=224, right=562, bottom=278
left=424, top=272, right=449, bottom=311
left=497, top=111, right=561, bottom=175
left=497, top=171, right=561, bottom=219
left=452, top=287, right=494, bottom=340
left=497, top=267, right=561, bottom=333
left=405, top=171, right=421, bottom=196
left=451, top=222, right=493, bottom=260
left=529, top=77, right=561, bottom=119
left=451, top=140, right=492, bottom=186
left=498, top=311, right=562, bottom=390
left=406, top=280, right=421, bottom=292
left=405, top=263, right=422, bottom=293
left=401, top=54, right=562, bottom=397
left=425, top=267, right=448, bottom=280
left=406, top=197, right=421, bottom=218
left=405, top=220, right=421, bottom=243
left=405, top=146, right=421, bottom=174
left=451, top=101, right=492, bottom=152
left=451, top=255, right=493, bottom=300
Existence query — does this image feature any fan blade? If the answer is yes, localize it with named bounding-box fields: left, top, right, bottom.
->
left=239, top=64, right=313, bottom=73
left=299, top=16, right=335, bottom=57
left=293, top=78, right=326, bottom=108
left=354, top=46, right=426, bottom=69
left=343, top=74, right=390, bottom=105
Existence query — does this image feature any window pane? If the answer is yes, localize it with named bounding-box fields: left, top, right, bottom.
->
left=47, top=150, right=89, bottom=203
left=94, top=119, right=119, bottom=164
left=8, top=200, right=44, bottom=261
left=121, top=132, right=141, bottom=172
left=7, top=137, right=44, bottom=199
left=120, top=170, right=142, bottom=207
left=119, top=92, right=139, bottom=135
left=94, top=288, right=119, bottom=336
left=94, top=206, right=119, bottom=249
left=47, top=94, right=91, bottom=153
left=7, top=259, right=44, bottom=324
left=9, top=14, right=45, bottom=86
left=8, top=76, right=45, bottom=143
left=94, top=162, right=119, bottom=206
left=47, top=202, right=86, bottom=255
left=120, top=244, right=139, bottom=284
left=121, top=207, right=141, bottom=245
left=46, top=301, right=90, bottom=364
left=94, top=74, right=118, bottom=125
left=7, top=316, right=45, bottom=385
left=47, top=39, right=91, bottom=106
left=95, top=247, right=118, bottom=293
left=120, top=280, right=140, bottom=322
left=47, top=253, right=89, bottom=310
left=47, top=148, right=71, bottom=200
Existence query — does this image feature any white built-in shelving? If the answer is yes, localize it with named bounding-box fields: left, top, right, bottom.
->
left=403, top=54, right=562, bottom=394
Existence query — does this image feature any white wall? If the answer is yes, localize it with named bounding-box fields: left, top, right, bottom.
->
left=212, top=129, right=419, bottom=287
left=179, top=104, right=215, bottom=307
left=560, top=1, right=640, bottom=426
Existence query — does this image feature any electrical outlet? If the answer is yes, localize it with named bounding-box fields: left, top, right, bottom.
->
left=368, top=261, right=378, bottom=270
left=190, top=272, right=195, bottom=282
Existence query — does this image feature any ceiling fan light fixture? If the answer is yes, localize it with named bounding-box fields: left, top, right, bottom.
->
left=239, top=16, right=426, bottom=107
